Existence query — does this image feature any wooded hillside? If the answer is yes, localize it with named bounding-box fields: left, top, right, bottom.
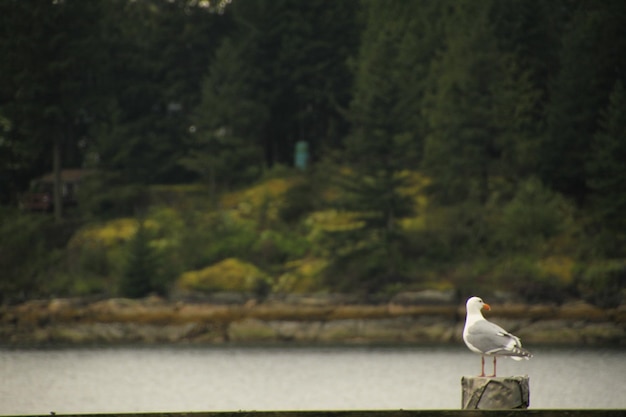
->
left=1, top=0, right=625, bottom=306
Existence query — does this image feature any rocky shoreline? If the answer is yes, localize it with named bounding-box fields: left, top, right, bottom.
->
left=1, top=293, right=624, bottom=346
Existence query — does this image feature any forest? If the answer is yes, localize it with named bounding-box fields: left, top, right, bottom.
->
left=0, top=0, right=625, bottom=307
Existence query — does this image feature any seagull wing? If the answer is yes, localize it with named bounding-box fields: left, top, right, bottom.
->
left=465, top=319, right=530, bottom=358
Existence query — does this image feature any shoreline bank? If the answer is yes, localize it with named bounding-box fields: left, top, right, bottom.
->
left=1, top=295, right=624, bottom=346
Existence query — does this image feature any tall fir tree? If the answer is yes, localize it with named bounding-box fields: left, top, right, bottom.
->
left=423, top=0, right=505, bottom=205
left=92, top=0, right=230, bottom=185
left=586, top=80, right=626, bottom=255
left=0, top=0, right=106, bottom=215
left=322, top=1, right=430, bottom=292
left=184, top=37, right=268, bottom=196
left=120, top=220, right=158, bottom=298
left=542, top=0, right=626, bottom=203
left=187, top=0, right=360, bottom=182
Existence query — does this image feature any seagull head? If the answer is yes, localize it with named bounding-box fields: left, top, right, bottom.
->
left=466, top=296, right=491, bottom=314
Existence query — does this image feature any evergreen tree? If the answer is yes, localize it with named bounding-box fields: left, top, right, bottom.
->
left=92, top=0, right=230, bottom=184
left=187, top=0, right=360, bottom=182
left=490, top=57, right=544, bottom=187
left=542, top=0, right=626, bottom=202
left=586, top=80, right=626, bottom=255
left=322, top=1, right=431, bottom=292
left=184, top=37, right=268, bottom=196
left=423, top=0, right=505, bottom=205
left=490, top=0, right=569, bottom=100
left=490, top=0, right=569, bottom=182
left=120, top=220, right=158, bottom=298
left=0, top=0, right=106, bottom=216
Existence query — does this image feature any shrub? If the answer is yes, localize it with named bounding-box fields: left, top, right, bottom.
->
left=275, top=258, right=328, bottom=293
left=490, top=256, right=571, bottom=303
left=0, top=208, right=79, bottom=302
left=252, top=229, right=310, bottom=267
left=220, top=177, right=295, bottom=225
left=493, top=178, right=573, bottom=252
left=576, top=261, right=626, bottom=308
left=537, top=256, right=575, bottom=287
left=202, top=215, right=258, bottom=265
left=278, top=177, right=319, bottom=224
left=66, top=218, right=139, bottom=294
left=177, top=258, right=270, bottom=293
left=69, top=218, right=139, bottom=248
left=119, top=220, right=160, bottom=298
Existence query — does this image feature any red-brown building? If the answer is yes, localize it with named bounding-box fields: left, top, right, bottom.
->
left=20, top=169, right=91, bottom=212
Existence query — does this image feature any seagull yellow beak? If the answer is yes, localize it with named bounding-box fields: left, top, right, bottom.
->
left=482, top=303, right=491, bottom=311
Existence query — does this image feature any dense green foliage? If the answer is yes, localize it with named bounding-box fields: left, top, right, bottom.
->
left=1, top=0, right=625, bottom=305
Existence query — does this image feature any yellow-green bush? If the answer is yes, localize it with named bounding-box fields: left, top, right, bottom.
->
left=274, top=258, right=328, bottom=293
left=66, top=219, right=141, bottom=285
left=220, top=177, right=296, bottom=224
left=488, top=255, right=572, bottom=303
left=67, top=217, right=171, bottom=296
left=68, top=218, right=139, bottom=248
left=397, top=171, right=431, bottom=231
left=177, top=258, right=270, bottom=293
left=304, top=210, right=364, bottom=256
left=537, top=256, right=575, bottom=286
left=252, top=229, right=310, bottom=266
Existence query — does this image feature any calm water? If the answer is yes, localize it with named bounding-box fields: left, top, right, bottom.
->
left=0, top=345, right=624, bottom=414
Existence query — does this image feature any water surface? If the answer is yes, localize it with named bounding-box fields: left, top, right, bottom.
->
left=1, top=345, right=624, bottom=414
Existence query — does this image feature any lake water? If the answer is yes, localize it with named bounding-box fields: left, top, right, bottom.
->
left=0, top=345, right=624, bottom=415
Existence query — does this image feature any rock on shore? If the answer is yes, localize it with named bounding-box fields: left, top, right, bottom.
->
left=0, top=293, right=624, bottom=346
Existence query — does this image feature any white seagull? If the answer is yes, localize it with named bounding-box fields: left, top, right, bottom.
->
left=463, top=296, right=532, bottom=377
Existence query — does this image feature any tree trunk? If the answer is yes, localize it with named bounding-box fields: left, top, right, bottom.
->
left=53, top=137, right=63, bottom=222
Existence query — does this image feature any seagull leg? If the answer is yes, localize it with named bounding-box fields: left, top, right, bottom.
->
left=479, top=356, right=486, bottom=377
left=488, top=357, right=497, bottom=377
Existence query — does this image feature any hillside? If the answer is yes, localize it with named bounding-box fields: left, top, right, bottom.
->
left=1, top=169, right=625, bottom=312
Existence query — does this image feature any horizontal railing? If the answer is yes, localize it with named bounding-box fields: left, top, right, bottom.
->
left=16, top=410, right=626, bottom=417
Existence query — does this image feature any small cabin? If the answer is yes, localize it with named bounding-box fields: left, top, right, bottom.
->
left=20, top=169, right=90, bottom=212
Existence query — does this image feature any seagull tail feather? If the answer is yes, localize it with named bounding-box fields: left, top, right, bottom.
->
left=510, top=346, right=533, bottom=360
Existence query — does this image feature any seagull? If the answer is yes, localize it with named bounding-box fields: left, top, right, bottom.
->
left=463, top=296, right=532, bottom=377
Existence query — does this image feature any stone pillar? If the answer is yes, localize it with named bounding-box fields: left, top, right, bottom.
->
left=461, top=376, right=530, bottom=409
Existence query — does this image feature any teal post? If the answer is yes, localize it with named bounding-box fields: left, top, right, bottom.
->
left=295, top=141, right=309, bottom=170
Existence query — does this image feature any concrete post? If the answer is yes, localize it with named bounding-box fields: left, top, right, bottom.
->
left=461, top=376, right=530, bottom=409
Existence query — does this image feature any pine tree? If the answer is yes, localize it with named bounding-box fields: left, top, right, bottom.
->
left=423, top=0, right=505, bottom=205
left=0, top=0, right=106, bottom=214
left=93, top=0, right=229, bottom=184
left=322, top=1, right=426, bottom=292
left=586, top=80, right=626, bottom=254
left=184, top=37, right=268, bottom=197
left=186, top=0, right=360, bottom=181
left=120, top=220, right=158, bottom=298
left=542, top=0, right=626, bottom=202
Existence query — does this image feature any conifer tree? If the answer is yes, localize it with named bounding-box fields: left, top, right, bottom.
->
left=542, top=0, right=626, bottom=202
left=586, top=80, right=626, bottom=255
left=185, top=37, right=268, bottom=197
left=120, top=220, right=158, bottom=298
left=0, top=0, right=105, bottom=215
left=323, top=1, right=427, bottom=292
left=186, top=0, right=359, bottom=182
left=93, top=0, right=229, bottom=184
left=423, top=0, right=505, bottom=205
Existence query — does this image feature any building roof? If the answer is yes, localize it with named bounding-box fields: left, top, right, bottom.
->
left=36, top=169, right=93, bottom=183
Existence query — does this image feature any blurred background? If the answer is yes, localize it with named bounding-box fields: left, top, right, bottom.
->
left=1, top=0, right=625, bottom=309
left=2, top=1, right=626, bottom=414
